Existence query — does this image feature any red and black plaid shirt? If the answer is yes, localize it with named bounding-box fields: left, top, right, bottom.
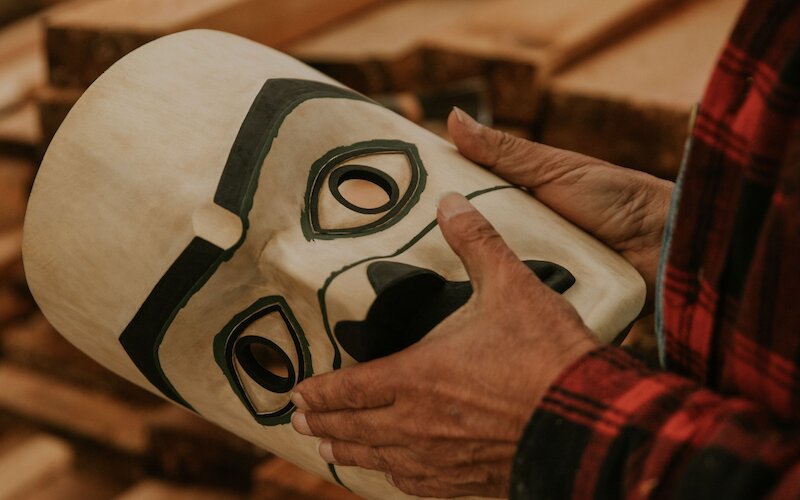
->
left=512, top=1, right=800, bottom=498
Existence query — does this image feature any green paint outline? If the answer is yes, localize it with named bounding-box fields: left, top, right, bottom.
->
left=135, top=81, right=370, bottom=410
left=213, top=295, right=313, bottom=426
left=300, top=140, right=427, bottom=241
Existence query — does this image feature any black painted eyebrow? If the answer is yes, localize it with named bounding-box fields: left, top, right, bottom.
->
left=118, top=79, right=371, bottom=408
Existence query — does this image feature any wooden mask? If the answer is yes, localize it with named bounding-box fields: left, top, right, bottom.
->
left=23, top=30, right=645, bottom=499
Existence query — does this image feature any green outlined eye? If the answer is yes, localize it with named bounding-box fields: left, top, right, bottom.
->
left=213, top=296, right=312, bottom=426
left=301, top=140, right=427, bottom=240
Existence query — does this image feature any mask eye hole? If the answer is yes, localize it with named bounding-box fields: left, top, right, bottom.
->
left=234, top=336, right=295, bottom=393
left=329, top=165, right=399, bottom=214
left=214, top=296, right=311, bottom=425
left=302, top=140, right=427, bottom=240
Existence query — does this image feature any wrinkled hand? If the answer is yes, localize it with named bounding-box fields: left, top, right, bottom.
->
left=449, top=108, right=673, bottom=312
left=291, top=193, right=598, bottom=498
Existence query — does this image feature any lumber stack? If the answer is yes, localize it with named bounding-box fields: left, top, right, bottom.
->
left=289, top=0, right=684, bottom=123
left=36, top=0, right=389, bottom=147
left=540, top=0, right=745, bottom=177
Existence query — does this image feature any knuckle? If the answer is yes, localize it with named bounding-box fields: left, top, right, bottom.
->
left=487, top=129, right=518, bottom=157
left=457, top=220, right=502, bottom=249
left=304, top=412, right=327, bottom=436
left=370, top=447, right=389, bottom=470
left=393, top=476, right=423, bottom=496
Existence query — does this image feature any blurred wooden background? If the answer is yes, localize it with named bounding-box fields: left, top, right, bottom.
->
left=0, top=0, right=744, bottom=498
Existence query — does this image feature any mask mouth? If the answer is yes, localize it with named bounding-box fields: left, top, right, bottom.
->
left=333, top=260, right=575, bottom=362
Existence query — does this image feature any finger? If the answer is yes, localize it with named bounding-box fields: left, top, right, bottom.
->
left=436, top=192, right=530, bottom=292
left=293, top=407, right=402, bottom=446
left=292, top=361, right=395, bottom=412
left=447, top=107, right=594, bottom=189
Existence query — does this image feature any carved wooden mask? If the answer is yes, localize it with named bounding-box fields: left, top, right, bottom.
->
left=23, top=30, right=645, bottom=499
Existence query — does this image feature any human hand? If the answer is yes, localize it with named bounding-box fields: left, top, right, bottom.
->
left=291, top=193, right=598, bottom=498
left=449, top=108, right=673, bottom=313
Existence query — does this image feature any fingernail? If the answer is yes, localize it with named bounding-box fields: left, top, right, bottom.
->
left=385, top=473, right=396, bottom=487
left=291, top=411, right=313, bottom=436
left=291, top=391, right=309, bottom=410
left=437, top=191, right=474, bottom=222
left=452, top=106, right=481, bottom=132
left=318, top=439, right=337, bottom=464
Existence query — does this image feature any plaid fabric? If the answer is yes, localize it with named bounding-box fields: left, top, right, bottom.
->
left=511, top=1, right=800, bottom=498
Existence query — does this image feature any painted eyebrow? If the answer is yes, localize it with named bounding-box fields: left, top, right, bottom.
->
left=118, top=78, right=372, bottom=408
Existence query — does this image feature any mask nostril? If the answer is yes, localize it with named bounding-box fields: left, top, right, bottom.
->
left=334, top=260, right=576, bottom=363
left=235, top=336, right=295, bottom=394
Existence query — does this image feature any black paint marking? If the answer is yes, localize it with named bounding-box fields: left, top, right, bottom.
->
left=215, top=79, right=370, bottom=214
left=119, top=79, right=368, bottom=407
left=335, top=259, right=575, bottom=362
left=119, top=237, right=223, bottom=409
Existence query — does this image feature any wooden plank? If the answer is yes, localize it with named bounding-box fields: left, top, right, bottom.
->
left=0, top=101, right=40, bottom=157
left=0, top=156, right=33, bottom=231
left=0, top=16, right=44, bottom=114
left=290, top=0, right=681, bottom=122
left=114, top=480, right=244, bottom=500
left=288, top=0, right=481, bottom=92
left=145, top=406, right=265, bottom=490
left=0, top=227, right=22, bottom=272
left=45, top=0, right=388, bottom=88
left=0, top=434, right=73, bottom=500
left=0, top=312, right=163, bottom=404
left=540, top=0, right=744, bottom=178
left=423, top=0, right=684, bottom=123
left=34, top=84, right=81, bottom=150
left=0, top=363, right=155, bottom=454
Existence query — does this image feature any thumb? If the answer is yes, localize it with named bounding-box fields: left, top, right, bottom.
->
left=436, top=192, right=527, bottom=293
left=447, top=107, right=588, bottom=189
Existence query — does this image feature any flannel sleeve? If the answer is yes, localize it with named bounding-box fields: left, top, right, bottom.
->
left=510, top=346, right=800, bottom=500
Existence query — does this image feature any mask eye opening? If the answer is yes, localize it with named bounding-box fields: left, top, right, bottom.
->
left=301, top=139, right=427, bottom=241
left=329, top=164, right=399, bottom=214
left=234, top=335, right=296, bottom=394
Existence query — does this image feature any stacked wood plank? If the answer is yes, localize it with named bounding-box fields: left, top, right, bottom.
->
left=0, top=17, right=45, bottom=158
left=289, top=0, right=684, bottom=123
left=36, top=0, right=389, bottom=147
left=540, top=0, right=745, bottom=177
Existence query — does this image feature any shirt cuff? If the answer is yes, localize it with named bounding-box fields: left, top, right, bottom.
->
left=510, top=345, right=697, bottom=499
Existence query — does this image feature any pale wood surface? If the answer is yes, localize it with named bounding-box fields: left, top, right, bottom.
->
left=0, top=434, right=73, bottom=500
left=541, top=0, right=745, bottom=177
left=24, top=30, right=645, bottom=499
left=45, top=0, right=388, bottom=87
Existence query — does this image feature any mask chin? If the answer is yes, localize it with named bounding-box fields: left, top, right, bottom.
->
left=334, top=260, right=575, bottom=362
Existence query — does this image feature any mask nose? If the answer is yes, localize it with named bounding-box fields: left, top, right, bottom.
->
left=334, top=259, right=575, bottom=363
